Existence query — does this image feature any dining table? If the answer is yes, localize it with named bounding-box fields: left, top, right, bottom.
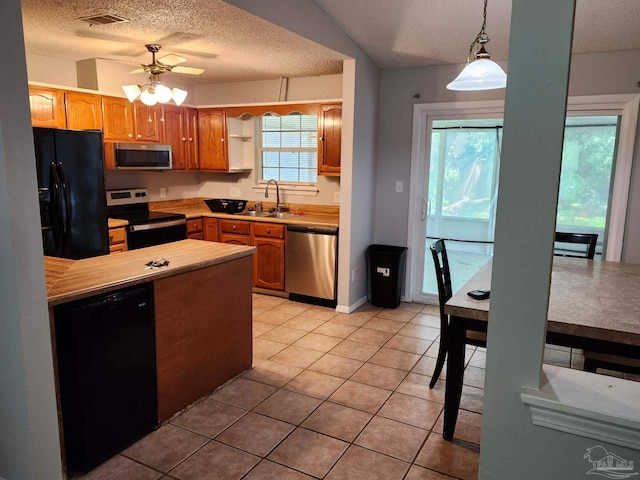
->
left=443, top=256, right=640, bottom=440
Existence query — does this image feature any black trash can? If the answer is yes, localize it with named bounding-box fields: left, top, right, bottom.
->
left=366, top=244, right=408, bottom=309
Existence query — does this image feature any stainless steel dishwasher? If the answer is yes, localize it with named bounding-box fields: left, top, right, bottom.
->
left=286, top=225, right=338, bottom=307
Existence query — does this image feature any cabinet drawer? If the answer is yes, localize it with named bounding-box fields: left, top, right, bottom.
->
left=186, top=218, right=203, bottom=234
left=252, top=222, right=285, bottom=239
left=220, top=219, right=250, bottom=235
left=109, top=227, right=127, bottom=245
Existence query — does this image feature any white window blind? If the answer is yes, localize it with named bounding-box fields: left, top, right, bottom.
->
left=260, top=114, right=318, bottom=183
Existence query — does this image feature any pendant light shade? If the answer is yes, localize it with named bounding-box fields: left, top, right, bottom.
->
left=447, top=0, right=506, bottom=91
left=447, top=58, right=506, bottom=91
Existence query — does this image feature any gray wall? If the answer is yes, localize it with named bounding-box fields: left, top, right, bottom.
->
left=0, top=0, right=62, bottom=478
left=375, top=50, right=640, bottom=261
left=226, top=0, right=381, bottom=309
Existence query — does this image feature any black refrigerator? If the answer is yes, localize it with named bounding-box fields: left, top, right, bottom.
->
left=34, top=127, right=109, bottom=259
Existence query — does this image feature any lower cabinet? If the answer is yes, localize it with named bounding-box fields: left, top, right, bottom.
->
left=186, top=218, right=204, bottom=240
left=219, top=219, right=251, bottom=246
left=252, top=223, right=286, bottom=291
left=108, top=227, right=128, bottom=253
left=204, top=218, right=218, bottom=242
left=215, top=218, right=286, bottom=291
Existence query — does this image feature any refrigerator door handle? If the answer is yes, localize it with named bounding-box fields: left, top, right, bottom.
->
left=49, top=163, right=63, bottom=253
left=57, top=163, right=71, bottom=251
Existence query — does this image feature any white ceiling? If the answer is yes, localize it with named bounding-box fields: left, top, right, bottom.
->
left=21, top=0, right=640, bottom=85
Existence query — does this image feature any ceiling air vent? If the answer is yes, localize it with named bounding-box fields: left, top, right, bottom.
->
left=78, top=14, right=129, bottom=26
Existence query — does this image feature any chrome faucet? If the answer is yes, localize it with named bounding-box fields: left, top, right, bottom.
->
left=265, top=179, right=285, bottom=211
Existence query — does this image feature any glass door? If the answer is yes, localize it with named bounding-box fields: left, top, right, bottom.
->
left=424, top=119, right=502, bottom=296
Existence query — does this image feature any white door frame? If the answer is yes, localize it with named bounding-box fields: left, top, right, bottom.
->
left=405, top=94, right=639, bottom=303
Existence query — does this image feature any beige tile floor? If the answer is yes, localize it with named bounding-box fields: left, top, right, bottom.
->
left=77, top=294, right=635, bottom=480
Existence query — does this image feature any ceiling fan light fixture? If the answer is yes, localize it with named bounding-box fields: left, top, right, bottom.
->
left=171, top=88, right=188, bottom=106
left=447, top=0, right=506, bottom=92
left=153, top=83, right=173, bottom=103
left=122, top=84, right=141, bottom=102
left=139, top=87, right=158, bottom=106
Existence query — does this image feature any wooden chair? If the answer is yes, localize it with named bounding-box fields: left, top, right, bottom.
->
left=553, top=232, right=640, bottom=375
left=554, top=232, right=598, bottom=259
left=429, top=240, right=486, bottom=389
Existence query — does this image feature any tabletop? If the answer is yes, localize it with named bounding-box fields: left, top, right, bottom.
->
left=445, top=256, right=640, bottom=347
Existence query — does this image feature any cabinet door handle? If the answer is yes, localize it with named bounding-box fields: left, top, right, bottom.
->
left=128, top=133, right=133, bottom=138
left=232, top=225, right=236, bottom=231
left=137, top=134, right=142, bottom=138
left=182, top=137, right=187, bottom=142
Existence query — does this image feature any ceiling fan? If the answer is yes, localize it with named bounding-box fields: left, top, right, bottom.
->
left=123, top=45, right=204, bottom=106
left=129, top=44, right=205, bottom=76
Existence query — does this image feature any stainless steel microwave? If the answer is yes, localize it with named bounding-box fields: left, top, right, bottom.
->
left=114, top=143, right=172, bottom=170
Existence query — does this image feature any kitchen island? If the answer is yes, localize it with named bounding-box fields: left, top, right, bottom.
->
left=46, top=239, right=256, bottom=426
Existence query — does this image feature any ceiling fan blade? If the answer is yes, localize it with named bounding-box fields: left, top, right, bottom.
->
left=158, top=53, right=187, bottom=66
left=171, top=66, right=205, bottom=75
left=129, top=67, right=145, bottom=74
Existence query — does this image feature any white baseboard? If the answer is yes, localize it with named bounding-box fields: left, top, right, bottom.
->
left=336, top=294, right=368, bottom=313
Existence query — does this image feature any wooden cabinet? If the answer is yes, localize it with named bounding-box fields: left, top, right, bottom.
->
left=134, top=102, right=161, bottom=142
left=204, top=218, right=218, bottom=242
left=198, top=108, right=228, bottom=171
left=65, top=91, right=103, bottom=130
left=219, top=219, right=250, bottom=245
left=318, top=103, right=342, bottom=176
left=102, top=96, right=161, bottom=142
left=162, top=106, right=199, bottom=170
left=102, top=96, right=135, bottom=141
left=252, top=223, right=286, bottom=291
left=186, top=218, right=204, bottom=240
left=108, top=227, right=128, bottom=253
left=29, top=87, right=66, bottom=128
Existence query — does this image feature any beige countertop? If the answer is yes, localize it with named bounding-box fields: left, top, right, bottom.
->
left=153, top=205, right=340, bottom=228
left=108, top=218, right=129, bottom=228
left=45, top=239, right=256, bottom=306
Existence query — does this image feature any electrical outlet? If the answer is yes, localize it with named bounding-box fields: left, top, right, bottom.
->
left=229, top=187, right=241, bottom=198
left=395, top=181, right=403, bottom=193
left=351, top=268, right=356, bottom=282
left=160, top=188, right=166, bottom=198
left=334, top=191, right=340, bottom=203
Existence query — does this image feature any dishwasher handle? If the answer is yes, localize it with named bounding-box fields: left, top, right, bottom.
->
left=287, top=225, right=338, bottom=235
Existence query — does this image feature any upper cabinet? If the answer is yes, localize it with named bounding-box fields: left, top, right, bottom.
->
left=162, top=105, right=199, bottom=170
left=102, top=96, right=161, bottom=142
left=198, top=108, right=228, bottom=171
left=29, top=87, right=66, bottom=129
left=318, top=103, right=342, bottom=176
left=134, top=102, right=161, bottom=142
left=65, top=91, right=103, bottom=130
left=102, top=96, right=135, bottom=141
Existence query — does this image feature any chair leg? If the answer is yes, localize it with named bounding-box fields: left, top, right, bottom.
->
left=429, top=342, right=447, bottom=389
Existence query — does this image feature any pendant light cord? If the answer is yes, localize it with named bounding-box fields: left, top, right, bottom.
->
left=466, top=0, right=490, bottom=63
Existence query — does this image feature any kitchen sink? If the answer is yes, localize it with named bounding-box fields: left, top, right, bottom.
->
left=238, top=210, right=298, bottom=219
left=238, top=211, right=276, bottom=217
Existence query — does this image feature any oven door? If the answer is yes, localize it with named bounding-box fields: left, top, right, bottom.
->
left=127, top=219, right=187, bottom=250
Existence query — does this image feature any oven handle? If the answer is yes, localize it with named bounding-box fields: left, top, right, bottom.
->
left=129, top=218, right=186, bottom=232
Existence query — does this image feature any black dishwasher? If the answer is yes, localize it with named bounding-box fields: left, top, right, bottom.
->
left=54, top=283, right=158, bottom=473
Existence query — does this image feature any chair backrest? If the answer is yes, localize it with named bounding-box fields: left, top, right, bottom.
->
left=430, top=240, right=453, bottom=316
left=554, top=232, right=598, bottom=259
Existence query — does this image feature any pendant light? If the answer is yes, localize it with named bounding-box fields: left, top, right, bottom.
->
left=447, top=0, right=506, bottom=91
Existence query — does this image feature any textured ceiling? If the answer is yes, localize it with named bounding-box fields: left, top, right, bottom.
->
left=21, top=0, right=640, bottom=85
left=21, top=0, right=347, bottom=84
left=315, top=0, right=640, bottom=69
